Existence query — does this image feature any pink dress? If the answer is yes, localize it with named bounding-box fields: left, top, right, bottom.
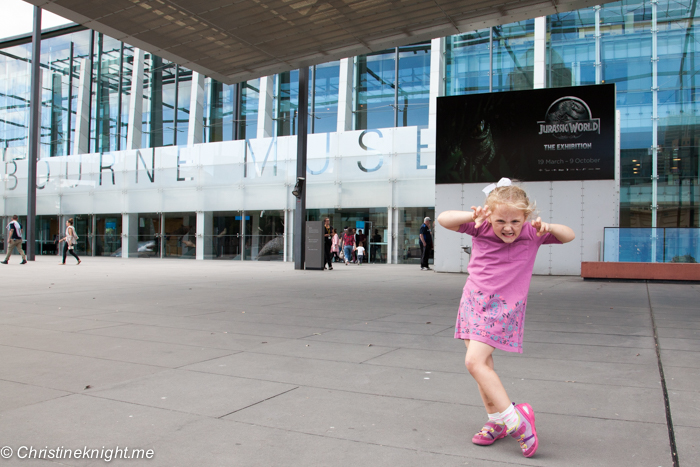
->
left=455, top=221, right=561, bottom=353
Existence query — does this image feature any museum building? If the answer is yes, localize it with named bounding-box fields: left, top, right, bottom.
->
left=1, top=0, right=698, bottom=262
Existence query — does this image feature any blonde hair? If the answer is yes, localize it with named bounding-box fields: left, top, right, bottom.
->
left=485, top=184, right=537, bottom=220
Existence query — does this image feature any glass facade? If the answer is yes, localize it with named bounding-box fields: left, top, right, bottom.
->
left=355, top=43, right=431, bottom=130
left=2, top=0, right=699, bottom=263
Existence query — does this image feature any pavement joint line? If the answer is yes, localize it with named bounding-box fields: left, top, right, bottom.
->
left=172, top=351, right=244, bottom=370
left=646, top=282, right=680, bottom=467
left=0, top=377, right=78, bottom=397
left=216, top=386, right=300, bottom=419
left=431, top=325, right=455, bottom=335
left=0, top=342, right=224, bottom=371
left=301, top=334, right=655, bottom=354
left=356, top=347, right=401, bottom=364
left=358, top=361, right=665, bottom=389
left=4, top=323, right=278, bottom=353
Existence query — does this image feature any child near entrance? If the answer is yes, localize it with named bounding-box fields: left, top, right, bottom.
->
left=437, top=179, right=574, bottom=458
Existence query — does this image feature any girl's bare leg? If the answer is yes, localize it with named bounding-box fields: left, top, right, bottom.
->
left=465, top=340, right=497, bottom=413
left=464, top=340, right=511, bottom=413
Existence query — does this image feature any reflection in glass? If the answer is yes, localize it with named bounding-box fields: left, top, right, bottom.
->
left=164, top=212, right=196, bottom=258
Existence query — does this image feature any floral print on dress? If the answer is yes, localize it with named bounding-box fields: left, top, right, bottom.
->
left=455, top=289, right=525, bottom=351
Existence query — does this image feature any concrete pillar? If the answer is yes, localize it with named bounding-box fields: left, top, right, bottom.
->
left=74, top=58, right=91, bottom=154
left=240, top=211, right=246, bottom=260
left=122, top=213, right=138, bottom=258
left=257, top=76, right=274, bottom=138
left=196, top=211, right=212, bottom=260
left=428, top=38, right=445, bottom=130
left=534, top=17, right=547, bottom=89
left=126, top=49, right=144, bottom=150
left=337, top=58, right=354, bottom=132
left=188, top=72, right=205, bottom=145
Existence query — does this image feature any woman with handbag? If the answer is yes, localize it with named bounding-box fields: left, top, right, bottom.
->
left=58, top=218, right=81, bottom=265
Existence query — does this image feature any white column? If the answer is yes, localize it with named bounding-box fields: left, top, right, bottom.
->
left=257, top=76, right=274, bottom=138
left=534, top=17, right=547, bottom=89
left=428, top=38, right=445, bottom=129
left=240, top=211, right=246, bottom=260
left=188, top=72, right=205, bottom=146
left=283, top=209, right=288, bottom=262
left=126, top=48, right=144, bottom=150
left=196, top=211, right=212, bottom=260
left=337, top=58, right=354, bottom=132
left=387, top=207, right=393, bottom=264
left=74, top=58, right=90, bottom=154
left=122, top=213, right=138, bottom=258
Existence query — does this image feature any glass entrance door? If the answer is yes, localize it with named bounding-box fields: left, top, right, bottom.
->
left=212, top=212, right=243, bottom=259
left=136, top=213, right=162, bottom=258
left=164, top=212, right=196, bottom=259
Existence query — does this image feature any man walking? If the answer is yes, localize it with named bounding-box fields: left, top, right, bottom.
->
left=419, top=217, right=432, bottom=271
left=2, top=215, right=27, bottom=264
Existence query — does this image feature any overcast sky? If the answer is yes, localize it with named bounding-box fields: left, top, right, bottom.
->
left=1, top=0, right=71, bottom=40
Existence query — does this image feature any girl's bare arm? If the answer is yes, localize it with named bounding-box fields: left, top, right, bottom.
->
left=531, top=218, right=576, bottom=243
left=437, top=210, right=475, bottom=232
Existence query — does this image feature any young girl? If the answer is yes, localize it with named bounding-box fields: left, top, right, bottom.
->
left=437, top=180, right=574, bottom=458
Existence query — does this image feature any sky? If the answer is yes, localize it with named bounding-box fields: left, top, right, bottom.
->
left=1, top=0, right=72, bottom=40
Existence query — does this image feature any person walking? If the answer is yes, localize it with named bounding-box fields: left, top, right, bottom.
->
left=2, top=215, right=27, bottom=264
left=437, top=179, right=575, bottom=458
left=342, top=227, right=355, bottom=266
left=419, top=217, right=433, bottom=270
left=323, top=218, right=333, bottom=270
left=331, top=228, right=341, bottom=263
left=59, top=218, right=81, bottom=265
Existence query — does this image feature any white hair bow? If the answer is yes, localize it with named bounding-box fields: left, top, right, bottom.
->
left=482, top=178, right=512, bottom=195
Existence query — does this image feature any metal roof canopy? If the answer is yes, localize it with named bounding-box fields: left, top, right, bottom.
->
left=26, top=0, right=603, bottom=84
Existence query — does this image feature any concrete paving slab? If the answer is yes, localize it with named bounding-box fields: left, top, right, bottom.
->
left=248, top=339, right=398, bottom=363
left=79, top=311, right=331, bottom=339
left=667, top=389, right=700, bottom=429
left=673, top=425, right=700, bottom=465
left=523, top=322, right=652, bottom=336
left=657, top=327, right=700, bottom=339
left=0, top=395, right=198, bottom=466
left=0, top=327, right=234, bottom=368
left=0, top=380, right=69, bottom=412
left=658, top=337, right=700, bottom=352
left=0, top=312, right=124, bottom=332
left=658, top=349, right=700, bottom=369
left=88, top=369, right=298, bottom=418
left=662, top=365, right=700, bottom=392
left=362, top=348, right=662, bottom=389
left=79, top=323, right=290, bottom=351
left=0, top=346, right=164, bottom=393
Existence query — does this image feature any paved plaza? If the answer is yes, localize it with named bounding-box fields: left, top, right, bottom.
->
left=0, top=257, right=698, bottom=466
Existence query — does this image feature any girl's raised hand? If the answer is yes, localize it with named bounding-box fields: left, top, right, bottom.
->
left=470, top=205, right=492, bottom=228
left=531, top=217, right=551, bottom=237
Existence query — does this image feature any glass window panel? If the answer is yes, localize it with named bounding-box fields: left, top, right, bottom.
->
left=397, top=42, right=430, bottom=128
left=312, top=61, right=339, bottom=134
left=445, top=29, right=491, bottom=95
left=355, top=50, right=396, bottom=130
left=492, top=20, right=535, bottom=92
left=240, top=79, right=259, bottom=140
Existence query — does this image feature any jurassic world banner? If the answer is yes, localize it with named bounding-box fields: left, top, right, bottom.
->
left=436, top=84, right=616, bottom=183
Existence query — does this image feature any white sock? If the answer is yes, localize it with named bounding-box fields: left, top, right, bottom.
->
left=487, top=411, right=504, bottom=425
left=501, top=404, right=519, bottom=432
